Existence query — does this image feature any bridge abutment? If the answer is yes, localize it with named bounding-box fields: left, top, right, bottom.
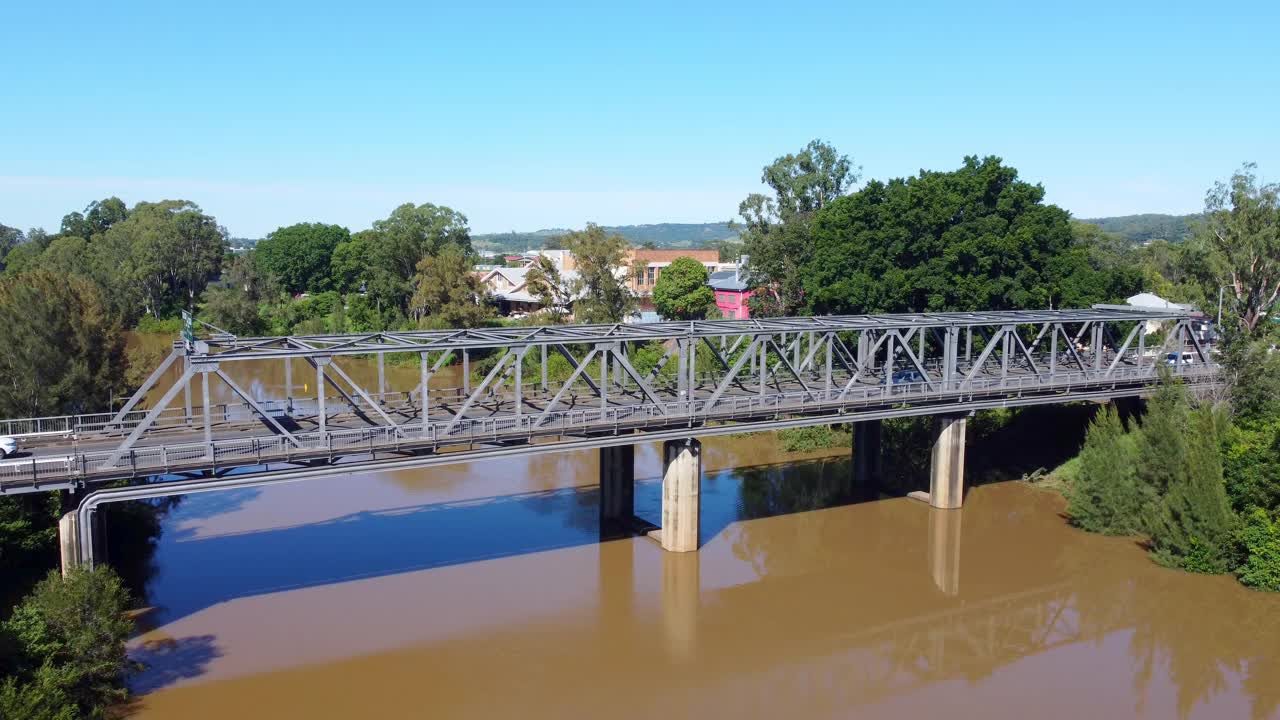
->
left=59, top=510, right=80, bottom=576
left=657, top=439, right=701, bottom=553
left=599, top=444, right=636, bottom=539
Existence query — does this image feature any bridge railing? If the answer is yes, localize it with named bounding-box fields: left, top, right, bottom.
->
left=0, top=362, right=1219, bottom=491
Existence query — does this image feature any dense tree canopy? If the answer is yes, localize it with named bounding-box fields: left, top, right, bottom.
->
left=329, top=231, right=372, bottom=294
left=59, top=198, right=128, bottom=240
left=803, top=156, right=1136, bottom=314
left=653, top=256, right=716, bottom=320
left=1, top=568, right=134, bottom=720
left=97, top=200, right=227, bottom=318
left=369, top=202, right=471, bottom=281
left=255, top=222, right=350, bottom=294
left=0, top=271, right=125, bottom=417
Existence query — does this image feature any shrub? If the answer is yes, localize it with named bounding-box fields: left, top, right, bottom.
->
left=1237, top=508, right=1280, bottom=591
left=2, top=567, right=135, bottom=719
left=777, top=425, right=851, bottom=453
left=1145, top=403, right=1236, bottom=573
left=1067, top=405, right=1147, bottom=535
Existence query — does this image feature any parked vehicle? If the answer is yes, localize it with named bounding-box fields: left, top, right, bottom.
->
left=0, top=436, right=17, bottom=459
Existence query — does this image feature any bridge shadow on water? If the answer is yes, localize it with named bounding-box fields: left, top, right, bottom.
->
left=132, top=455, right=877, bottom=633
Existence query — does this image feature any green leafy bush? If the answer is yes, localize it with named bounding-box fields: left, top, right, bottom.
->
left=0, top=567, right=135, bottom=720
left=776, top=425, right=851, bottom=453
left=1237, top=508, right=1280, bottom=591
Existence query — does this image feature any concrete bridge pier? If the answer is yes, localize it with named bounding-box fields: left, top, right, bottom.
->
left=853, top=420, right=882, bottom=487
left=909, top=413, right=968, bottom=509
left=656, top=439, right=701, bottom=553
left=928, top=413, right=968, bottom=509
left=599, top=444, right=636, bottom=540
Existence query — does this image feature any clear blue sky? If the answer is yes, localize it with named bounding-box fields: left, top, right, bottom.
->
left=2, top=1, right=1277, bottom=238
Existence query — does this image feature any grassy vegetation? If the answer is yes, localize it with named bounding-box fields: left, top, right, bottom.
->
left=776, top=425, right=852, bottom=452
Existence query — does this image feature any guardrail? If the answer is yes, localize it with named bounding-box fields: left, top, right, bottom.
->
left=0, top=364, right=1218, bottom=492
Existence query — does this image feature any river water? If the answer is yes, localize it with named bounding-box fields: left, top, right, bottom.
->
left=117, top=351, right=1280, bottom=719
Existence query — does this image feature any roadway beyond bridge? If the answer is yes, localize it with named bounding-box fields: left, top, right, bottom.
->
left=0, top=308, right=1215, bottom=570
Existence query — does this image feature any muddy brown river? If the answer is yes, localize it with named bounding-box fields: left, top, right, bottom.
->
left=115, top=350, right=1280, bottom=719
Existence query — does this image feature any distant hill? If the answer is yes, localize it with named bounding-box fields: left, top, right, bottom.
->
left=473, top=222, right=738, bottom=253
left=1079, top=214, right=1200, bottom=244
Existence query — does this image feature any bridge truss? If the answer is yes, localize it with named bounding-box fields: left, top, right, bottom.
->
left=0, top=307, right=1214, bottom=500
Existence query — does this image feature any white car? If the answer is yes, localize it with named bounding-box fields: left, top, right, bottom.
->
left=1165, top=352, right=1196, bottom=366
left=0, top=436, right=16, bottom=459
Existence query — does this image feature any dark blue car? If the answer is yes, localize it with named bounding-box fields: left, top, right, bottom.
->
left=884, top=369, right=926, bottom=386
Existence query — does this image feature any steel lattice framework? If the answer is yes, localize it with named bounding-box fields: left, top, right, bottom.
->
left=0, top=307, right=1216, bottom=500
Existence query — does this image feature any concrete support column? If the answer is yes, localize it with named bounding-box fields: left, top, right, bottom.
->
left=659, top=439, right=701, bottom=552
left=928, top=414, right=967, bottom=509
left=59, top=511, right=80, bottom=576
left=599, top=444, right=635, bottom=539
left=853, top=420, right=882, bottom=487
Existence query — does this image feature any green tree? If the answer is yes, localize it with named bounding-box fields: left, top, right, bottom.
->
left=409, top=245, right=494, bottom=328
left=330, top=231, right=373, bottom=294
left=1237, top=508, right=1280, bottom=591
left=2, top=567, right=135, bottom=719
left=369, top=202, right=471, bottom=282
left=1133, top=238, right=1218, bottom=309
left=1145, top=401, right=1235, bottom=572
left=805, top=156, right=1097, bottom=315
left=102, top=201, right=226, bottom=317
left=0, top=223, right=23, bottom=267
left=1068, top=405, right=1147, bottom=534
left=203, top=253, right=273, bottom=335
left=738, top=139, right=859, bottom=316
left=255, top=222, right=350, bottom=294
left=59, top=198, right=128, bottom=240
left=1, top=242, right=44, bottom=278
left=34, top=236, right=92, bottom=277
left=562, top=224, right=636, bottom=323
left=0, top=493, right=60, bottom=606
left=524, top=255, right=572, bottom=320
left=1201, top=163, right=1280, bottom=335
left=0, top=271, right=125, bottom=416
left=653, top=256, right=716, bottom=320
left=1042, top=221, right=1144, bottom=308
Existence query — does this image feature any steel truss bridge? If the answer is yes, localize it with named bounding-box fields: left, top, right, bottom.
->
left=1, top=307, right=1214, bottom=501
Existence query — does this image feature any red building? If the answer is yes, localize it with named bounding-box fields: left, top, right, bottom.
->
left=708, top=267, right=753, bottom=319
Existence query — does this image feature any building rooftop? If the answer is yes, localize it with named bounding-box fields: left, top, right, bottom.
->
left=708, top=269, right=750, bottom=291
